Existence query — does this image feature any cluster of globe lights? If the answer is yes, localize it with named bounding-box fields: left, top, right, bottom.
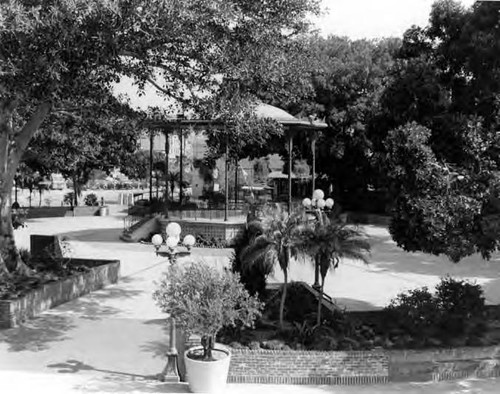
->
left=302, top=189, right=334, bottom=210
left=151, top=222, right=196, bottom=255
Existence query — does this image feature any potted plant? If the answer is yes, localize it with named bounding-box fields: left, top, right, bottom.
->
left=153, top=263, right=262, bottom=393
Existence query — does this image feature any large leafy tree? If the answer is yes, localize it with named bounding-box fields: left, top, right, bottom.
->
left=0, top=0, right=321, bottom=275
left=378, top=0, right=500, bottom=262
left=272, top=35, right=400, bottom=209
left=27, top=97, right=140, bottom=205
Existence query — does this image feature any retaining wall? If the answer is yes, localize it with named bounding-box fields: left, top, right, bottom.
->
left=0, top=259, right=120, bottom=328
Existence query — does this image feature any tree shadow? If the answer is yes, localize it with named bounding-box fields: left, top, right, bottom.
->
left=47, top=360, right=190, bottom=393
left=140, top=319, right=170, bottom=358
left=364, top=225, right=500, bottom=281
left=52, top=285, right=145, bottom=320
left=56, top=228, right=124, bottom=243
left=332, top=297, right=382, bottom=312
left=0, top=314, right=76, bottom=352
left=0, top=285, right=144, bottom=352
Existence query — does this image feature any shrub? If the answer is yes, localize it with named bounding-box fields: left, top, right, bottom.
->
left=63, top=192, right=74, bottom=206
left=153, top=264, right=263, bottom=361
left=436, top=276, right=486, bottom=337
left=18, top=248, right=31, bottom=265
left=84, top=193, right=99, bottom=207
left=385, top=277, right=487, bottom=344
left=385, top=287, right=440, bottom=338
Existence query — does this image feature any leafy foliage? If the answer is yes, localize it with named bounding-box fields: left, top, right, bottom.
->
left=378, top=0, right=500, bottom=261
left=0, top=0, right=321, bottom=273
left=297, top=210, right=370, bottom=324
left=385, top=276, right=487, bottom=345
left=153, top=263, right=263, bottom=360
left=237, top=203, right=309, bottom=328
left=231, top=218, right=268, bottom=297
left=84, top=193, right=99, bottom=207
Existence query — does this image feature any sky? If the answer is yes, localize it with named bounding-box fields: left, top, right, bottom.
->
left=314, top=0, right=478, bottom=40
left=115, top=0, right=480, bottom=110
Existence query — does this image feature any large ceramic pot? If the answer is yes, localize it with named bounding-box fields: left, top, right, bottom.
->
left=184, top=344, right=231, bottom=393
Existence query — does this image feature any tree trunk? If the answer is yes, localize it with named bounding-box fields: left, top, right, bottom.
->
left=317, top=275, right=325, bottom=326
left=0, top=100, right=51, bottom=275
left=279, top=268, right=288, bottom=330
left=72, top=176, right=79, bottom=206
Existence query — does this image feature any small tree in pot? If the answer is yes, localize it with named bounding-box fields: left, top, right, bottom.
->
left=153, top=263, right=262, bottom=392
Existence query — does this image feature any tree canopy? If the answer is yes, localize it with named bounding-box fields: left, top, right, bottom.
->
left=0, top=0, right=322, bottom=274
left=378, top=0, right=500, bottom=262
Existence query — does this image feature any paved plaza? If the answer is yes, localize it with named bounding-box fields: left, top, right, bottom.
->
left=1, top=207, right=500, bottom=393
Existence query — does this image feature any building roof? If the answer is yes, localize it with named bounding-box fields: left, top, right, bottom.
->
left=143, top=103, right=328, bottom=131
left=254, top=103, right=328, bottom=130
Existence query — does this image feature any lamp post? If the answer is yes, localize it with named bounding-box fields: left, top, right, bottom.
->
left=302, top=189, right=334, bottom=290
left=152, top=222, right=195, bottom=382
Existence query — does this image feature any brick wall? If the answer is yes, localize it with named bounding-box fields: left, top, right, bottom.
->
left=160, top=219, right=245, bottom=243
left=228, top=349, right=389, bottom=385
left=389, top=346, right=500, bottom=382
left=219, top=345, right=500, bottom=385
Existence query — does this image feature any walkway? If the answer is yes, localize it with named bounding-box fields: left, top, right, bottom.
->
left=1, top=208, right=500, bottom=393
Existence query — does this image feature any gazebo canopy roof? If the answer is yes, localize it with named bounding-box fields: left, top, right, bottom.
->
left=254, top=103, right=327, bottom=130
left=143, top=102, right=327, bottom=131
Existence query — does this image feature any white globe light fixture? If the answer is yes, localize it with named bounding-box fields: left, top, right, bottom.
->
left=151, top=234, right=163, bottom=255
left=302, top=198, right=312, bottom=208
left=312, top=189, right=324, bottom=201
left=325, top=198, right=334, bottom=209
left=166, top=236, right=179, bottom=249
left=316, top=198, right=326, bottom=209
left=183, top=234, right=196, bottom=250
left=166, top=222, right=182, bottom=237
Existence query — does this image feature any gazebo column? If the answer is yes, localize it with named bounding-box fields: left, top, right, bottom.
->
left=149, top=130, right=154, bottom=201
left=311, top=132, right=317, bottom=195
left=179, top=129, right=184, bottom=219
left=163, top=129, right=169, bottom=217
left=234, top=159, right=238, bottom=207
left=287, top=131, right=293, bottom=213
left=224, top=134, right=229, bottom=222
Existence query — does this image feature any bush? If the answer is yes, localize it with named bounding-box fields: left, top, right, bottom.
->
left=153, top=264, right=263, bottom=361
left=385, top=277, right=487, bottom=344
left=84, top=193, right=99, bottom=207
left=63, top=192, right=74, bottom=206
left=385, top=287, right=440, bottom=339
left=436, top=276, right=486, bottom=337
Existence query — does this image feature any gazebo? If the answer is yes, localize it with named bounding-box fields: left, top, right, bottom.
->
left=143, top=102, right=328, bottom=216
left=254, top=103, right=328, bottom=210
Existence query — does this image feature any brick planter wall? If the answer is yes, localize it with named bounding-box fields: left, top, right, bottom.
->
left=0, top=258, right=120, bottom=328
left=389, top=346, right=500, bottom=382
left=222, top=346, right=500, bottom=385
left=160, top=218, right=245, bottom=245
left=228, top=349, right=389, bottom=385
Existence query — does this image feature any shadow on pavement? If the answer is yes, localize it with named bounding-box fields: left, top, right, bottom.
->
left=140, top=319, right=170, bottom=359
left=0, top=286, right=144, bottom=352
left=57, top=228, right=124, bottom=243
left=47, top=360, right=190, bottom=393
left=332, top=297, right=381, bottom=312
left=365, top=225, right=500, bottom=280
left=0, top=314, right=76, bottom=352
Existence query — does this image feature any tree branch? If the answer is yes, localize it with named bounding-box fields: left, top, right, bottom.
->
left=146, top=78, right=192, bottom=107
left=14, top=102, right=51, bottom=161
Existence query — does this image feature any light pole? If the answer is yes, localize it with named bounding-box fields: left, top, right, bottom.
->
left=302, top=189, right=334, bottom=290
left=152, top=222, right=195, bottom=382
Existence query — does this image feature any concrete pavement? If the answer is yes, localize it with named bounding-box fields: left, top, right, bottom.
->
left=2, top=208, right=500, bottom=393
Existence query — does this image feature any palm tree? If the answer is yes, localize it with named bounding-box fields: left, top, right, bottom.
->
left=239, top=204, right=308, bottom=330
left=302, top=213, right=371, bottom=326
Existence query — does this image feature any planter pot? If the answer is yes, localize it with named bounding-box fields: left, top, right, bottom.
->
left=184, top=344, right=231, bottom=393
left=99, top=206, right=109, bottom=216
